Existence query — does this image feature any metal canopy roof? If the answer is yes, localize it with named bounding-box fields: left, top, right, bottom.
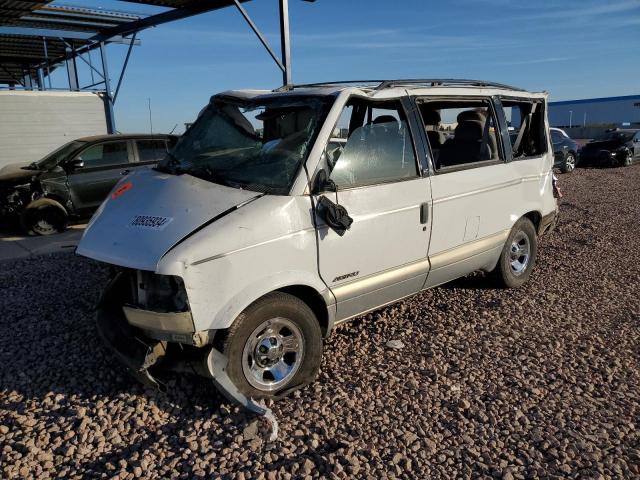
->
left=121, top=0, right=208, bottom=7
left=0, top=1, right=261, bottom=85
left=1, top=0, right=315, bottom=133
left=0, top=2, right=141, bottom=85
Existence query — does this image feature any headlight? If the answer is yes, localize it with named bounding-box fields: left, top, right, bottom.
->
left=136, top=271, right=190, bottom=312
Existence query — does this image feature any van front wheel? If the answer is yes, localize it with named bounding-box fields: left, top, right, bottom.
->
left=222, top=292, right=323, bottom=400
left=494, top=217, right=538, bottom=288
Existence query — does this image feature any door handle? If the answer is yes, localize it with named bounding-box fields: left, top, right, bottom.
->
left=121, top=169, right=130, bottom=176
left=420, top=202, right=429, bottom=224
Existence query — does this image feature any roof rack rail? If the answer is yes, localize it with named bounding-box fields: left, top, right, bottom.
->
left=275, top=78, right=525, bottom=92
left=275, top=80, right=387, bottom=92
left=376, top=79, right=524, bottom=91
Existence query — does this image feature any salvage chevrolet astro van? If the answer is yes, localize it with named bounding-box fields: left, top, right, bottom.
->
left=77, top=79, right=558, bottom=405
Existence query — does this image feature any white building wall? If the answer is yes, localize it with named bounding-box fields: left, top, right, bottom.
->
left=0, top=91, right=108, bottom=167
left=548, top=95, right=640, bottom=128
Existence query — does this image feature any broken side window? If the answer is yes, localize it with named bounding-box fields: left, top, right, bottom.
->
left=502, top=100, right=547, bottom=159
left=323, top=98, right=418, bottom=189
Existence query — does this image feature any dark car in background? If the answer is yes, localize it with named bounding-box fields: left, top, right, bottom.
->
left=579, top=129, right=640, bottom=168
left=550, top=127, right=579, bottom=173
left=0, top=134, right=177, bottom=235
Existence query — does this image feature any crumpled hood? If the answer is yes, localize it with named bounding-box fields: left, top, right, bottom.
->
left=0, top=162, right=37, bottom=184
left=76, top=168, right=262, bottom=271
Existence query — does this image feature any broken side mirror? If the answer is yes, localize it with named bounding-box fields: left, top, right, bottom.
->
left=313, top=168, right=336, bottom=194
left=69, top=158, right=85, bottom=169
left=316, top=195, right=353, bottom=237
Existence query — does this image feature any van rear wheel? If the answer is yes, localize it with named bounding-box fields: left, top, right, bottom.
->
left=222, top=292, right=322, bottom=400
left=493, top=217, right=538, bottom=288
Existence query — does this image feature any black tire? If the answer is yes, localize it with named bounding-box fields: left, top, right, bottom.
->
left=493, top=217, right=538, bottom=288
left=222, top=292, right=322, bottom=400
left=560, top=153, right=576, bottom=173
left=21, top=198, right=68, bottom=236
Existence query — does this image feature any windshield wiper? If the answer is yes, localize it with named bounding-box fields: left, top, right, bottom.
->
left=189, top=165, right=241, bottom=189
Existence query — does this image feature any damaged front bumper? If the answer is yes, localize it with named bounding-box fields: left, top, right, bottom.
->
left=95, top=271, right=270, bottom=414
left=96, top=304, right=169, bottom=392
left=122, top=305, right=212, bottom=347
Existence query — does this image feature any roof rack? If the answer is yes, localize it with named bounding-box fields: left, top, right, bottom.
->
left=376, top=79, right=525, bottom=91
left=276, top=80, right=387, bottom=92
left=276, top=78, right=525, bottom=92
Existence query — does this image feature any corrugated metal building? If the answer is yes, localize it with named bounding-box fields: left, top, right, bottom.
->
left=548, top=94, right=640, bottom=128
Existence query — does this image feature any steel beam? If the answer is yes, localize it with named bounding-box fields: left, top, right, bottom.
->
left=37, top=68, right=45, bottom=90
left=99, top=42, right=116, bottom=134
left=0, top=27, right=141, bottom=45
left=91, top=0, right=252, bottom=42
left=82, top=80, right=106, bottom=90
left=66, top=48, right=79, bottom=91
left=279, top=0, right=292, bottom=86
left=22, top=71, right=33, bottom=90
left=61, top=39, right=105, bottom=80
left=232, top=0, right=285, bottom=72
left=42, top=37, right=52, bottom=89
left=1, top=65, right=24, bottom=86
left=113, top=33, right=137, bottom=104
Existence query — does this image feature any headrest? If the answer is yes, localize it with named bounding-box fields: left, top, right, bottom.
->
left=455, top=120, right=484, bottom=141
left=457, top=110, right=486, bottom=123
left=422, top=109, right=441, bottom=125
left=372, top=115, right=399, bottom=126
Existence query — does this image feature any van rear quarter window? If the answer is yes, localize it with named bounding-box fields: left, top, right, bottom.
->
left=502, top=99, right=547, bottom=159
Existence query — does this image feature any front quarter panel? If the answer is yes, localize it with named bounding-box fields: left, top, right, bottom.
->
left=158, top=195, right=332, bottom=332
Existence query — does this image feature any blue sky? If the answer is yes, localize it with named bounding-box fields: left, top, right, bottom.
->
left=50, top=0, right=640, bottom=133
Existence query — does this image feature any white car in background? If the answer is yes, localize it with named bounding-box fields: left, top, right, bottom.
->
left=77, top=79, right=558, bottom=407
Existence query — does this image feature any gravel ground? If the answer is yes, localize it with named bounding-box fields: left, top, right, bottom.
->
left=1, top=166, right=639, bottom=479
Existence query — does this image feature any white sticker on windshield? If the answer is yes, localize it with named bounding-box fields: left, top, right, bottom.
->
left=129, top=215, right=173, bottom=231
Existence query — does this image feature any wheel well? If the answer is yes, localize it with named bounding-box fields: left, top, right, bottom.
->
left=278, top=285, right=329, bottom=337
left=33, top=195, right=68, bottom=213
left=524, top=211, right=541, bottom=232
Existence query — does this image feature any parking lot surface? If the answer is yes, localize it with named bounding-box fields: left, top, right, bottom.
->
left=0, top=224, right=85, bottom=263
left=1, top=166, right=639, bottom=479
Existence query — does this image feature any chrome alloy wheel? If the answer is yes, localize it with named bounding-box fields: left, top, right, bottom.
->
left=565, top=154, right=576, bottom=172
left=242, top=317, right=304, bottom=392
left=510, top=231, right=531, bottom=276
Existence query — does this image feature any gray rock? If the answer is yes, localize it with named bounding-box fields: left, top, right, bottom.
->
left=385, top=340, right=405, bottom=350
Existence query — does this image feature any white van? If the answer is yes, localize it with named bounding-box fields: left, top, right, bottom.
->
left=77, top=79, right=558, bottom=405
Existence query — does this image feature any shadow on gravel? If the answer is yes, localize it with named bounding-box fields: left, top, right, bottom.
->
left=439, top=272, right=499, bottom=290
left=0, top=254, right=264, bottom=477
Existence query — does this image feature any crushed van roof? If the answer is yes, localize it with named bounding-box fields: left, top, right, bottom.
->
left=217, top=79, right=546, bottom=102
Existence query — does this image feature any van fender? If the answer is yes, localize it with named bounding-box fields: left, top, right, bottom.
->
left=207, top=271, right=333, bottom=331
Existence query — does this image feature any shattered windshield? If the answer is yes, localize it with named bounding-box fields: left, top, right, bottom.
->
left=29, top=141, right=86, bottom=170
left=158, top=96, right=330, bottom=194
